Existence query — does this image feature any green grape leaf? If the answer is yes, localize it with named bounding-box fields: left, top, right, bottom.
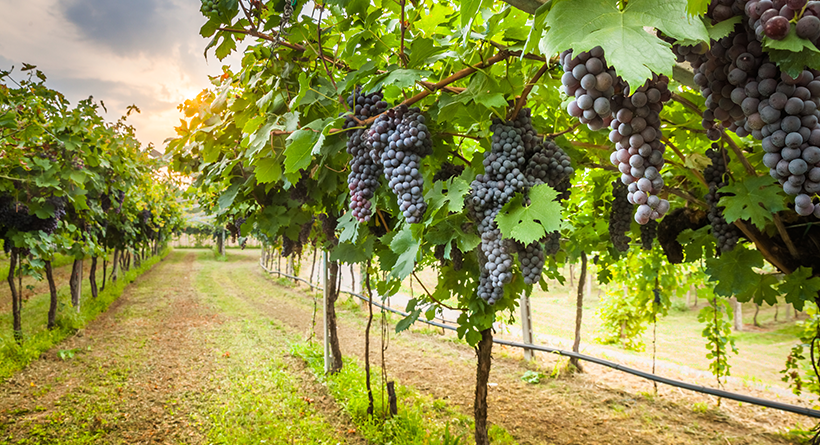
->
left=364, top=69, right=432, bottom=92
left=777, top=267, right=820, bottom=311
left=495, top=184, right=562, bottom=245
left=737, top=274, right=780, bottom=306
left=541, top=0, right=707, bottom=89
left=718, top=175, right=787, bottom=230
left=407, top=38, right=446, bottom=69
left=389, top=225, right=420, bottom=281
left=337, top=211, right=359, bottom=244
left=704, top=16, right=741, bottom=41
left=704, top=245, right=763, bottom=298
left=686, top=0, right=709, bottom=16
left=766, top=48, right=820, bottom=79
left=217, top=182, right=242, bottom=212
left=253, top=157, right=282, bottom=184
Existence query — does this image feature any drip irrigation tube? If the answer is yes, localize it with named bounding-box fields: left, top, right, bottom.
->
left=260, top=260, right=820, bottom=419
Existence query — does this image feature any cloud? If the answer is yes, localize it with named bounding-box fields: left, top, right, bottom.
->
left=59, top=0, right=177, bottom=56
left=0, top=0, right=246, bottom=148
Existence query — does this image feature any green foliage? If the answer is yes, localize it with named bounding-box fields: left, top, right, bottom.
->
left=717, top=176, right=787, bottom=230
left=521, top=370, right=545, bottom=384
left=495, top=184, right=562, bottom=245
left=697, top=299, right=738, bottom=385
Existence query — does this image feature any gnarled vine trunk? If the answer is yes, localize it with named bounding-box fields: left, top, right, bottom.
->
left=474, top=328, right=493, bottom=445
left=45, top=260, right=58, bottom=330
left=327, top=260, right=344, bottom=373
left=70, top=258, right=83, bottom=311
left=111, top=249, right=120, bottom=283
left=8, top=249, right=22, bottom=344
left=571, top=251, right=587, bottom=371
left=89, top=257, right=98, bottom=299
left=101, top=257, right=107, bottom=291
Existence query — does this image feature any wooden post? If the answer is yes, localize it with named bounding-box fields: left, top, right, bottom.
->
left=520, top=291, right=534, bottom=361
left=323, top=250, right=331, bottom=374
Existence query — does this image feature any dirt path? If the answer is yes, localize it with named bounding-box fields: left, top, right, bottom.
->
left=0, top=250, right=806, bottom=444
left=0, top=251, right=358, bottom=444
left=241, top=252, right=805, bottom=444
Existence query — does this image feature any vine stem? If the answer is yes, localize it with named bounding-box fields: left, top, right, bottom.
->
left=510, top=62, right=550, bottom=120
left=399, top=0, right=408, bottom=67
left=412, top=272, right=466, bottom=312
left=316, top=5, right=337, bottom=90
left=543, top=123, right=580, bottom=138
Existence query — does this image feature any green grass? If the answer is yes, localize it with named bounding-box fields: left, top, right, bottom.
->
left=193, top=250, right=348, bottom=444
left=0, top=249, right=169, bottom=381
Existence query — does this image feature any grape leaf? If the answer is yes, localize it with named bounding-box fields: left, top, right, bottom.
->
left=541, top=0, right=708, bottom=89
left=253, top=157, right=282, bottom=184
left=718, top=175, right=787, bottom=230
left=389, top=225, right=420, bottom=281
left=495, top=184, right=562, bottom=245
left=364, top=69, right=432, bottom=92
left=766, top=48, right=820, bottom=79
left=337, top=211, right=359, bottom=244
left=704, top=16, right=741, bottom=41
left=736, top=273, right=780, bottom=306
left=704, top=245, right=763, bottom=298
left=777, top=267, right=820, bottom=311
left=217, top=182, right=242, bottom=212
left=686, top=0, right=709, bottom=16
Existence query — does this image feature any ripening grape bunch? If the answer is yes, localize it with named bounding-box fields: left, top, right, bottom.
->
left=560, top=47, right=671, bottom=225
left=523, top=138, right=574, bottom=257
left=433, top=161, right=465, bottom=182
left=561, top=48, right=622, bottom=131
left=704, top=146, right=741, bottom=253
left=678, top=0, right=820, bottom=217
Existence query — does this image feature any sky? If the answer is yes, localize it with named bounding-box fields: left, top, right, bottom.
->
left=0, top=0, right=245, bottom=151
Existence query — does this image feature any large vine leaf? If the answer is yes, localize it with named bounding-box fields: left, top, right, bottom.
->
left=718, top=175, right=787, bottom=230
left=540, top=0, right=708, bottom=89
left=495, top=184, right=562, bottom=245
left=704, top=245, right=763, bottom=298
left=389, top=225, right=420, bottom=281
left=777, top=267, right=820, bottom=311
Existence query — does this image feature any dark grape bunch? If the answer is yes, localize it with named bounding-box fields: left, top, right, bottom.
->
left=369, top=105, right=433, bottom=224
left=115, top=190, right=125, bottom=213
left=609, top=180, right=632, bottom=252
left=344, top=88, right=389, bottom=222
left=433, top=161, right=465, bottom=182
left=640, top=220, right=657, bottom=250
left=468, top=112, right=574, bottom=302
left=704, top=146, right=741, bottom=253
left=561, top=47, right=621, bottom=131
left=678, top=0, right=820, bottom=217
left=344, top=87, right=388, bottom=129
left=434, top=241, right=464, bottom=271
left=523, top=138, right=574, bottom=258
left=346, top=127, right=381, bottom=222
left=100, top=193, right=112, bottom=213
left=469, top=117, right=532, bottom=304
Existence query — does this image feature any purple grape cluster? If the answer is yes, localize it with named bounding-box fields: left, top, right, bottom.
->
left=369, top=105, right=432, bottom=224
left=561, top=48, right=621, bottom=131
left=344, top=87, right=388, bottom=129
left=561, top=47, right=671, bottom=224
left=469, top=111, right=574, bottom=302
left=704, top=146, right=741, bottom=252
left=747, top=0, right=820, bottom=42
left=346, top=127, right=382, bottom=222
left=678, top=0, right=820, bottom=217
left=609, top=180, right=632, bottom=252
left=608, top=74, right=672, bottom=224
left=640, top=219, right=657, bottom=250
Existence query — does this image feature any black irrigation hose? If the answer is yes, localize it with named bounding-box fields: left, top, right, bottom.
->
left=260, top=260, right=820, bottom=419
